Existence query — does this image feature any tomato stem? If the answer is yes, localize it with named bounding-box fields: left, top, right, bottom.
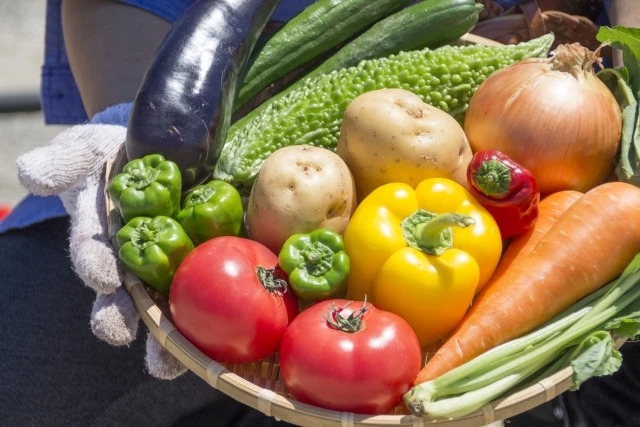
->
left=256, top=266, right=289, bottom=295
left=325, top=300, right=369, bottom=333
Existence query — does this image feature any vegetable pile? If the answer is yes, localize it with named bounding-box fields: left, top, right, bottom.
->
left=108, top=0, right=640, bottom=423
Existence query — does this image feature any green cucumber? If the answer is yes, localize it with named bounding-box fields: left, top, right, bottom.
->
left=307, top=0, right=483, bottom=80
left=235, top=0, right=413, bottom=110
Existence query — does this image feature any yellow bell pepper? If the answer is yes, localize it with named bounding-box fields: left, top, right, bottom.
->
left=343, top=178, right=502, bottom=346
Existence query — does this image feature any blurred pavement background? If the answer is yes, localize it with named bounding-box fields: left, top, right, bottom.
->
left=0, top=2, right=66, bottom=209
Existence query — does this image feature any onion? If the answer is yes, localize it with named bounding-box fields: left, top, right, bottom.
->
left=463, top=43, right=622, bottom=195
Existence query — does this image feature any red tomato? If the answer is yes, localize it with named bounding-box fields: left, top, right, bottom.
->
left=279, top=299, right=422, bottom=414
left=169, top=236, right=298, bottom=363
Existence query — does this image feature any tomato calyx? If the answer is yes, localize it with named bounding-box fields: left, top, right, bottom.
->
left=325, top=300, right=369, bottom=333
left=255, top=265, right=289, bottom=295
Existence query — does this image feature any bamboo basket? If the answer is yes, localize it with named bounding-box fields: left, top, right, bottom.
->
left=105, top=147, right=624, bottom=427
left=105, top=18, right=620, bottom=425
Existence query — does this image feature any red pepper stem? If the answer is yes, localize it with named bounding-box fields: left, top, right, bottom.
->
left=413, top=213, right=475, bottom=255
left=473, top=159, right=512, bottom=197
left=467, top=150, right=540, bottom=239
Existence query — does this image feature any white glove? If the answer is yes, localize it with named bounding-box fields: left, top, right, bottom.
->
left=16, top=103, right=187, bottom=380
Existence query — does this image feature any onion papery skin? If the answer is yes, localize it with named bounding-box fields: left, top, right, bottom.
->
left=463, top=45, right=622, bottom=195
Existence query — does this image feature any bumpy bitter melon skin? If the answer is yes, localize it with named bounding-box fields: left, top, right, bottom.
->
left=214, top=34, right=555, bottom=192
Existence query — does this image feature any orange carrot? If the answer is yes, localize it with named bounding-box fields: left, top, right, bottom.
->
left=423, top=191, right=583, bottom=359
left=481, top=190, right=584, bottom=289
left=415, top=182, right=640, bottom=385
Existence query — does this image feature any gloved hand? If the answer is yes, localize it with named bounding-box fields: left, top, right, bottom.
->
left=16, top=103, right=187, bottom=380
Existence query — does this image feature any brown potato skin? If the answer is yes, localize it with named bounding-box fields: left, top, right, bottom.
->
left=246, top=145, right=357, bottom=254
left=336, top=88, right=472, bottom=202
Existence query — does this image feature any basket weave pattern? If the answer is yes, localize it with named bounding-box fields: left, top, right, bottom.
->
left=472, top=0, right=602, bottom=51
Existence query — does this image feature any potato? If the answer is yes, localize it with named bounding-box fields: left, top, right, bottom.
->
left=245, top=145, right=357, bottom=254
left=336, top=88, right=472, bottom=201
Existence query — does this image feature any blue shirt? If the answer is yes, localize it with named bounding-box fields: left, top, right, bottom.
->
left=0, top=0, right=313, bottom=234
left=41, top=0, right=313, bottom=125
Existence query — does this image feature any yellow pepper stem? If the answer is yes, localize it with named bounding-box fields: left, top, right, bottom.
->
left=405, top=211, right=475, bottom=256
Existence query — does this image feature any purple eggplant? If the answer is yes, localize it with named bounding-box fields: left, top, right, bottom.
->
left=126, top=0, right=281, bottom=187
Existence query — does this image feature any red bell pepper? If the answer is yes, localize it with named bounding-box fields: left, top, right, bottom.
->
left=467, top=150, right=540, bottom=240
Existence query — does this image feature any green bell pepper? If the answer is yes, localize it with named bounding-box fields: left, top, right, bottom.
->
left=175, top=180, right=244, bottom=246
left=109, top=154, right=182, bottom=223
left=116, top=216, right=194, bottom=296
left=278, top=229, right=350, bottom=303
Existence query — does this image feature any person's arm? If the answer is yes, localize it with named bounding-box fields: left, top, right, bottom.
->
left=61, top=0, right=172, bottom=118
left=607, top=0, right=640, bottom=28
left=605, top=0, right=640, bottom=68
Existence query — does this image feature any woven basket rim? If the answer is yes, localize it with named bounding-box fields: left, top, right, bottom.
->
left=132, top=275, right=579, bottom=426
left=103, top=33, right=619, bottom=425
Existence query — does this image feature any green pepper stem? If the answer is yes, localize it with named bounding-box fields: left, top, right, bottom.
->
left=297, top=241, right=334, bottom=276
left=306, top=250, right=322, bottom=265
left=140, top=224, right=155, bottom=241
left=129, top=222, right=158, bottom=250
left=185, top=185, right=215, bottom=207
left=127, top=167, right=161, bottom=189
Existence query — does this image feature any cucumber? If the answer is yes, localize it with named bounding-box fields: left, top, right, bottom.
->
left=235, top=0, right=413, bottom=111
left=307, top=0, right=483, bottom=80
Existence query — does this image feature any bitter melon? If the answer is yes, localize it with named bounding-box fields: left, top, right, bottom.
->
left=214, top=34, right=555, bottom=192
